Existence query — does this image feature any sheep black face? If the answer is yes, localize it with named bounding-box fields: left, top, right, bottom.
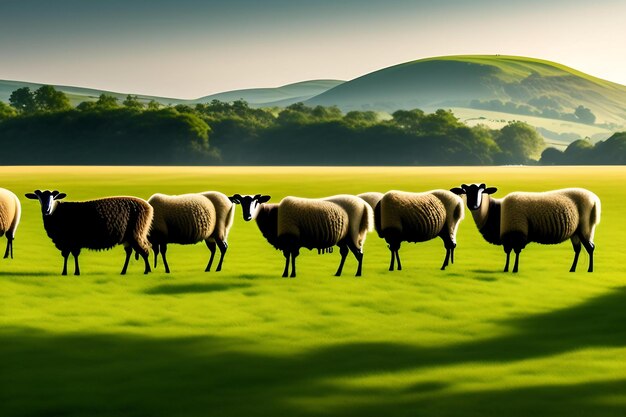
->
left=229, top=194, right=271, bottom=221
left=25, top=190, right=67, bottom=216
left=450, top=184, right=497, bottom=211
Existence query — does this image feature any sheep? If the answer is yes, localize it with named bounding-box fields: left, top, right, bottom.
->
left=450, top=183, right=601, bottom=272
left=357, top=192, right=383, bottom=237
left=229, top=194, right=373, bottom=277
left=378, top=190, right=465, bottom=271
left=147, top=191, right=234, bottom=273
left=357, top=192, right=384, bottom=211
left=0, top=187, right=21, bottom=260
left=25, top=190, right=153, bottom=276
left=199, top=191, right=236, bottom=272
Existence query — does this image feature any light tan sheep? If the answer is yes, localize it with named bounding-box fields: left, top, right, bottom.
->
left=500, top=188, right=600, bottom=272
left=230, top=194, right=373, bottom=277
left=451, top=184, right=601, bottom=272
left=379, top=189, right=464, bottom=271
left=0, top=187, right=21, bottom=260
left=148, top=193, right=215, bottom=273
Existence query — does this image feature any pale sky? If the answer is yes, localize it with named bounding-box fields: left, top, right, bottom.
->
left=1, top=0, right=625, bottom=99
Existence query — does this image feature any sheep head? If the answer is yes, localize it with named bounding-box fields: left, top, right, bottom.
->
left=450, top=184, right=497, bottom=210
left=229, top=194, right=271, bottom=221
left=25, top=189, right=67, bottom=216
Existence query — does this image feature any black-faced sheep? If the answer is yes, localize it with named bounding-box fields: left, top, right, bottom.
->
left=451, top=183, right=601, bottom=272
left=0, top=187, right=21, bottom=259
left=377, top=190, right=465, bottom=271
left=147, top=192, right=234, bottom=273
left=25, top=190, right=153, bottom=275
left=229, top=194, right=373, bottom=277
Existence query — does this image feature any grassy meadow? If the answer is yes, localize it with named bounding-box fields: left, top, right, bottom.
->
left=1, top=166, right=625, bottom=417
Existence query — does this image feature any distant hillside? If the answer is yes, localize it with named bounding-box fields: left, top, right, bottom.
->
left=0, top=79, right=344, bottom=108
left=0, top=80, right=186, bottom=107
left=190, top=80, right=344, bottom=107
left=306, top=55, right=626, bottom=128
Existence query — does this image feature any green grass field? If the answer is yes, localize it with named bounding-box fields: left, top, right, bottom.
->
left=1, top=166, right=625, bottom=417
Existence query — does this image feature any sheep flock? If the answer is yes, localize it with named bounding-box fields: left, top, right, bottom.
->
left=0, top=183, right=600, bottom=277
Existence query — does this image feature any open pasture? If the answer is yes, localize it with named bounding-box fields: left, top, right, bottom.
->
left=1, top=166, right=625, bottom=416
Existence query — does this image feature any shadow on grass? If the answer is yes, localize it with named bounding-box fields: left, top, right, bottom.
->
left=0, top=271, right=57, bottom=277
left=2, top=287, right=625, bottom=416
left=144, top=282, right=251, bottom=295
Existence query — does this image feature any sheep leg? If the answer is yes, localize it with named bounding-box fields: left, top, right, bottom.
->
left=290, top=249, right=298, bottom=278
left=3, top=235, right=12, bottom=259
left=71, top=248, right=81, bottom=276
left=335, top=243, right=349, bottom=277
left=441, top=249, right=451, bottom=271
left=395, top=251, right=402, bottom=271
left=512, top=249, right=521, bottom=273
left=61, top=249, right=70, bottom=276
left=347, top=240, right=364, bottom=277
left=570, top=237, right=581, bottom=272
left=282, top=250, right=290, bottom=278
left=205, top=240, right=216, bottom=271
left=388, top=248, right=395, bottom=271
left=121, top=246, right=133, bottom=275
left=215, top=240, right=228, bottom=272
left=439, top=233, right=454, bottom=270
left=580, top=238, right=595, bottom=272
left=450, top=243, right=456, bottom=264
left=153, top=243, right=160, bottom=268
left=503, top=246, right=512, bottom=272
left=161, top=244, right=170, bottom=274
left=384, top=229, right=401, bottom=271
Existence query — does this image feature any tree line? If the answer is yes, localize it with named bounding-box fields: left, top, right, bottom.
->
left=0, top=85, right=622, bottom=165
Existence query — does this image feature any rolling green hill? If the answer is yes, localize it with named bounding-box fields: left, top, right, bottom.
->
left=306, top=55, right=626, bottom=129
left=191, top=79, right=344, bottom=107
left=0, top=79, right=344, bottom=108
left=0, top=80, right=187, bottom=107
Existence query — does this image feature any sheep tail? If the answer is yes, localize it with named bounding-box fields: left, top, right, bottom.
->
left=590, top=197, right=601, bottom=226
left=133, top=203, right=154, bottom=254
left=360, top=199, right=375, bottom=234
left=373, top=201, right=383, bottom=238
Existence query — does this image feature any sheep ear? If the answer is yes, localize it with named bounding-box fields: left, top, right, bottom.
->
left=450, top=187, right=465, bottom=195
left=229, top=194, right=242, bottom=204
left=25, top=193, right=39, bottom=200
left=484, top=187, right=497, bottom=195
left=54, top=193, right=67, bottom=200
left=257, top=195, right=271, bottom=203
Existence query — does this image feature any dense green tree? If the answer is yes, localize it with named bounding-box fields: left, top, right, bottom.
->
left=147, top=100, right=161, bottom=110
left=95, top=94, right=119, bottom=109
left=495, top=121, right=544, bottom=164
left=123, top=95, right=143, bottom=109
left=343, top=111, right=379, bottom=127
left=391, top=109, right=425, bottom=132
left=418, top=109, right=463, bottom=135
left=34, top=85, right=71, bottom=112
left=76, top=101, right=97, bottom=111
left=539, top=132, right=626, bottom=165
left=0, top=101, right=18, bottom=121
left=9, top=87, right=36, bottom=113
left=540, top=147, right=565, bottom=165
